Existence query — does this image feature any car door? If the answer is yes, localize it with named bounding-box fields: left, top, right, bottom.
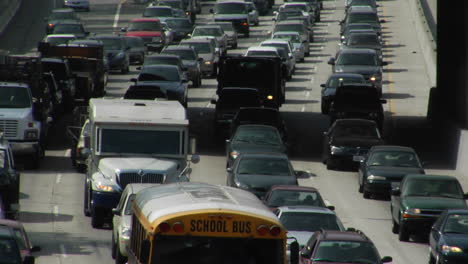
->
left=113, top=187, right=129, bottom=240
left=429, top=211, right=446, bottom=256
left=391, top=179, right=403, bottom=223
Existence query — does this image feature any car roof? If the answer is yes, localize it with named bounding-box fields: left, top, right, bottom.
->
left=147, top=54, right=181, bottom=59
left=46, top=34, right=77, bottom=38
left=328, top=73, right=365, bottom=79
left=181, top=39, right=212, bottom=44
left=347, top=5, right=377, bottom=13
left=276, top=20, right=305, bottom=25
left=238, top=152, right=289, bottom=159
left=404, top=174, right=459, bottom=181
left=277, top=206, right=335, bottom=214
left=282, top=2, right=308, bottom=6
left=142, top=64, right=180, bottom=70
left=269, top=185, right=319, bottom=192
left=236, top=124, right=280, bottom=131
left=54, top=21, right=83, bottom=25
left=369, top=145, right=416, bottom=152
left=262, top=39, right=290, bottom=45
left=247, top=46, right=279, bottom=52
left=51, top=8, right=75, bottom=13
left=146, top=5, right=172, bottom=9
left=318, top=230, right=370, bottom=242
left=338, top=48, right=377, bottom=54
left=93, top=35, right=124, bottom=40
left=163, top=45, right=195, bottom=51
left=194, top=25, right=222, bottom=29
left=216, top=1, right=248, bottom=4
left=131, top=18, right=161, bottom=22
left=273, top=31, right=301, bottom=35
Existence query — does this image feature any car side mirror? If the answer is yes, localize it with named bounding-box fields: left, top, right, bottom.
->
left=85, top=31, right=90, bottom=36
left=31, top=245, right=41, bottom=252
left=381, top=61, right=388, bottom=66
left=130, top=78, right=137, bottom=83
left=136, top=66, right=142, bottom=70
left=210, top=99, right=217, bottom=104
left=209, top=8, right=214, bottom=13
left=391, top=188, right=400, bottom=196
left=380, top=19, right=386, bottom=23
left=381, top=256, right=393, bottom=263
left=112, top=208, right=121, bottom=215
left=320, top=84, right=325, bottom=88
left=380, top=99, right=387, bottom=104
left=327, top=58, right=335, bottom=65
left=226, top=167, right=233, bottom=172
left=121, top=27, right=127, bottom=32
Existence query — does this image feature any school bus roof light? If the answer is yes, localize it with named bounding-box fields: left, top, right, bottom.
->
left=257, top=225, right=269, bottom=236
left=269, top=225, right=281, bottom=236
left=159, top=222, right=171, bottom=233
left=172, top=222, right=184, bottom=233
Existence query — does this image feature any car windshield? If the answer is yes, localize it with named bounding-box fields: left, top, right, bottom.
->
left=347, top=34, right=380, bottom=46
left=333, top=122, right=379, bottom=138
left=263, top=43, right=289, bottom=54
left=403, top=179, right=464, bottom=198
left=236, top=157, right=292, bottom=176
left=166, top=19, right=192, bottom=29
left=336, top=53, right=377, bottom=66
left=267, top=190, right=325, bottom=207
left=138, top=67, right=180, bottom=82
left=215, top=3, right=248, bottom=14
left=215, top=23, right=234, bottom=31
left=0, top=87, right=31, bottom=108
left=126, top=37, right=145, bottom=48
left=49, top=12, right=77, bottom=20
left=280, top=212, right=342, bottom=232
left=98, top=38, right=124, bottom=50
left=0, top=238, right=21, bottom=263
left=275, top=24, right=304, bottom=33
left=327, top=76, right=365, bottom=88
left=278, top=11, right=304, bottom=20
left=345, top=24, right=375, bottom=33
left=367, top=151, right=421, bottom=167
left=162, top=49, right=196, bottom=60
left=158, top=0, right=182, bottom=9
left=274, top=34, right=301, bottom=43
left=282, top=5, right=307, bottom=11
left=233, top=127, right=282, bottom=145
left=144, top=56, right=180, bottom=66
left=443, top=214, right=468, bottom=234
left=247, top=50, right=278, bottom=57
left=52, top=24, right=83, bottom=34
left=193, top=28, right=223, bottom=37
left=313, top=241, right=380, bottom=263
left=128, top=21, right=162, bottom=31
left=143, top=7, right=173, bottom=17
left=124, top=194, right=136, bottom=215
left=184, top=42, right=212, bottom=53
left=348, top=13, right=379, bottom=24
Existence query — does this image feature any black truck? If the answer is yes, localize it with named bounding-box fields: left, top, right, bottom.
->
left=217, top=55, right=286, bottom=109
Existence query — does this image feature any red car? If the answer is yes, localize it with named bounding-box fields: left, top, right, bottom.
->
left=122, top=18, right=166, bottom=52
left=263, top=185, right=334, bottom=211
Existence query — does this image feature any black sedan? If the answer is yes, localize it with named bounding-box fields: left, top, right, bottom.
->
left=320, top=73, right=366, bottom=114
left=226, top=152, right=299, bottom=199
left=357, top=145, right=425, bottom=199
left=322, top=119, right=384, bottom=170
left=429, top=209, right=468, bottom=264
left=225, top=124, right=287, bottom=168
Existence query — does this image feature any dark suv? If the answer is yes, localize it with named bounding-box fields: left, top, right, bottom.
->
left=299, top=229, right=392, bottom=264
left=0, top=226, right=35, bottom=264
left=0, top=139, right=20, bottom=220
left=329, top=83, right=386, bottom=131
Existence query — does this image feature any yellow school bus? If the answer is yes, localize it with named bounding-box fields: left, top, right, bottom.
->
left=127, top=182, right=299, bottom=264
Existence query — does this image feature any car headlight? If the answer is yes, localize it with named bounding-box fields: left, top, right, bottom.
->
left=235, top=180, right=249, bottom=190
left=229, top=151, right=239, bottom=160
left=367, top=175, right=386, bottom=181
left=24, top=129, right=39, bottom=140
left=204, top=60, right=212, bottom=65
left=442, top=245, right=463, bottom=254
left=121, top=227, right=131, bottom=240
left=335, top=68, right=343, bottom=73
left=330, top=146, right=344, bottom=154
left=403, top=208, right=422, bottom=218
left=368, top=112, right=379, bottom=118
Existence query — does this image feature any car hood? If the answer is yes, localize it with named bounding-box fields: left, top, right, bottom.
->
left=444, top=234, right=468, bottom=249
left=98, top=157, right=179, bottom=177
left=402, top=196, right=468, bottom=210
left=236, top=174, right=297, bottom=191
left=0, top=108, right=32, bottom=119
left=335, top=65, right=380, bottom=75
left=182, top=60, right=197, bottom=67
left=231, top=141, right=286, bottom=154
left=215, top=14, right=249, bottom=20
left=125, top=31, right=162, bottom=37
left=330, top=136, right=383, bottom=147
left=367, top=166, right=425, bottom=181
left=346, top=44, right=381, bottom=51
left=287, top=231, right=314, bottom=247
left=199, top=53, right=214, bottom=61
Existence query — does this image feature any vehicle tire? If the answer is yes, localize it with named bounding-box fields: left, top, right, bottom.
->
left=398, top=221, right=410, bottom=241
left=83, top=185, right=91, bottom=217
left=255, top=19, right=259, bottom=26
left=392, top=217, right=399, bottom=234
left=428, top=252, right=435, bottom=264
left=245, top=32, right=250, bottom=38
left=76, top=164, right=87, bottom=173
left=121, top=65, right=129, bottom=74
left=115, top=242, right=127, bottom=264
left=211, top=64, right=218, bottom=78
left=317, top=15, right=321, bottom=22
left=300, top=57, right=305, bottom=62
left=358, top=182, right=363, bottom=193
left=27, top=152, right=40, bottom=170
left=232, top=43, right=238, bottom=49
left=305, top=51, right=310, bottom=57
left=91, top=211, right=103, bottom=229
left=111, top=232, right=117, bottom=259
left=326, top=158, right=334, bottom=170
left=363, top=190, right=371, bottom=199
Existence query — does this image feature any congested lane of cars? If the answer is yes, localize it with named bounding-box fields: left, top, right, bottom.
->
left=0, top=0, right=449, bottom=263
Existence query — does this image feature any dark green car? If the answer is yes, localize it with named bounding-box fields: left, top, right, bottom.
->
left=390, top=174, right=468, bottom=242
left=225, top=124, right=287, bottom=168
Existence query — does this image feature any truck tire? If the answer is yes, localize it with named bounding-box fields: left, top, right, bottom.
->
left=27, top=151, right=41, bottom=170
left=398, top=219, right=409, bottom=241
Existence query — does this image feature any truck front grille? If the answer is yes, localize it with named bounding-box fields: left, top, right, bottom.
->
left=0, top=120, right=18, bottom=138
left=118, top=172, right=166, bottom=188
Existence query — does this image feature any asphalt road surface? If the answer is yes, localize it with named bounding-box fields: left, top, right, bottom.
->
left=0, top=0, right=453, bottom=263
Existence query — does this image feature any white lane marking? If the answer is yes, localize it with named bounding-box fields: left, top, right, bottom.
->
left=56, top=174, right=62, bottom=184
left=306, top=91, right=310, bottom=98
left=301, top=106, right=305, bottom=112
left=64, top=149, right=71, bottom=157
left=310, top=76, right=314, bottom=83
left=113, top=2, right=123, bottom=28
left=205, top=102, right=211, bottom=108
left=59, top=244, right=67, bottom=258
left=53, top=205, right=59, bottom=216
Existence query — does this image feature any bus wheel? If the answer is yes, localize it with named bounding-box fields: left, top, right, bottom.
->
left=115, top=242, right=127, bottom=264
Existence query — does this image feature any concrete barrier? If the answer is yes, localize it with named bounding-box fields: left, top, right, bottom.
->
left=0, top=0, right=23, bottom=36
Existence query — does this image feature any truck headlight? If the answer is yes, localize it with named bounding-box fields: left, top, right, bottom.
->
left=367, top=175, right=386, bottom=181
left=92, top=180, right=117, bottom=192
left=229, top=151, right=239, bottom=160
left=24, top=129, right=38, bottom=140
left=121, top=227, right=131, bottom=240
left=330, top=146, right=344, bottom=154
